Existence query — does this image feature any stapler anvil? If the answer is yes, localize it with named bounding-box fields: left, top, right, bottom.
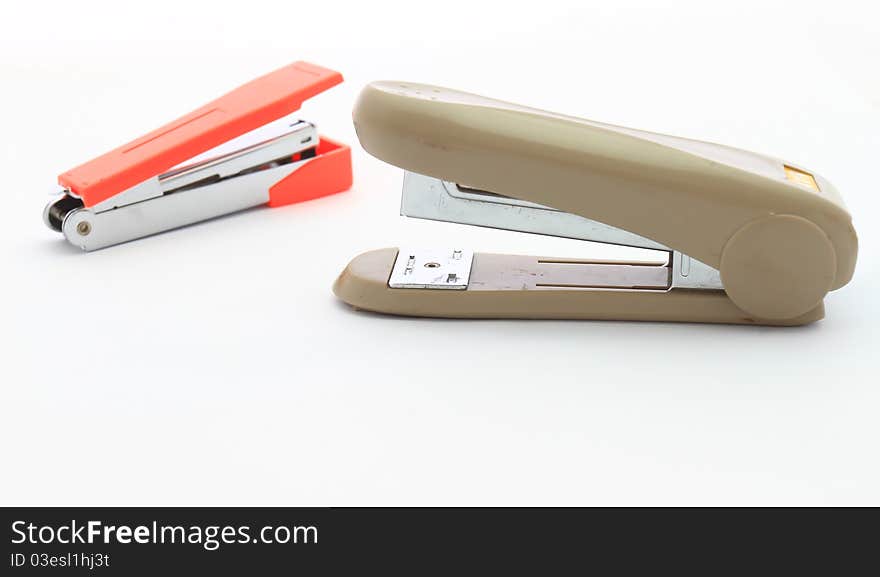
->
left=44, top=61, right=352, bottom=251
left=334, top=82, right=858, bottom=325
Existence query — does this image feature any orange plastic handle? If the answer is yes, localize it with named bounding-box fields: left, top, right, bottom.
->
left=58, top=61, right=343, bottom=207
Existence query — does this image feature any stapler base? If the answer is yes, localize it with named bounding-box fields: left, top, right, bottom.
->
left=333, top=248, right=824, bottom=326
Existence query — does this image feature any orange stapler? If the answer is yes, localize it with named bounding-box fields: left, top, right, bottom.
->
left=44, top=61, right=352, bottom=251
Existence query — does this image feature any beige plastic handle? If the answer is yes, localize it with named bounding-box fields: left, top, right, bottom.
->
left=352, top=82, right=858, bottom=320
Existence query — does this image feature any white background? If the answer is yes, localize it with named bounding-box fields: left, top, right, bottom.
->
left=1, top=0, right=878, bottom=505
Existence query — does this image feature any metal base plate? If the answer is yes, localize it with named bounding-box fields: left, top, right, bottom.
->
left=388, top=248, right=474, bottom=289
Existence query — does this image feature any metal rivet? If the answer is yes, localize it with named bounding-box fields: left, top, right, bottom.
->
left=76, top=221, right=91, bottom=236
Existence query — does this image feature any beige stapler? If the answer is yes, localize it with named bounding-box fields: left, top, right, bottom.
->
left=334, top=82, right=858, bottom=325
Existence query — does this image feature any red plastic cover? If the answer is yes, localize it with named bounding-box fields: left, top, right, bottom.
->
left=58, top=61, right=343, bottom=207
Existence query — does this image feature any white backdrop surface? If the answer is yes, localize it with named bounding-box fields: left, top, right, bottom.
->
left=1, top=0, right=878, bottom=505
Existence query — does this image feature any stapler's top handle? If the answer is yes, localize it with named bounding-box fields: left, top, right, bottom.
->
left=353, top=81, right=858, bottom=320
left=59, top=61, right=343, bottom=207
